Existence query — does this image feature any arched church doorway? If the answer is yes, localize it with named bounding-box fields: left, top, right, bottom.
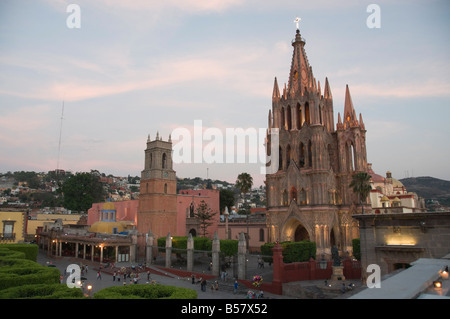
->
left=294, top=224, right=310, bottom=242
left=189, top=229, right=197, bottom=237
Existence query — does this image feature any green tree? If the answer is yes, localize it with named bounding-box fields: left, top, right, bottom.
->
left=219, top=189, right=235, bottom=213
left=194, top=200, right=217, bottom=237
left=61, top=171, right=105, bottom=212
left=350, top=172, right=372, bottom=214
left=235, top=173, right=253, bottom=196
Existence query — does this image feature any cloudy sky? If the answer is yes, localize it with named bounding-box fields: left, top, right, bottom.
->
left=1, top=0, right=449, bottom=187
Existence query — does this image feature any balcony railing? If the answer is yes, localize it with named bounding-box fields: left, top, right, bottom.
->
left=0, top=233, right=16, bottom=241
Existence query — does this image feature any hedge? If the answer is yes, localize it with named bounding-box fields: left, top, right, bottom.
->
left=260, top=241, right=317, bottom=263
left=94, top=284, right=197, bottom=299
left=0, top=247, right=60, bottom=291
left=156, top=236, right=238, bottom=256
left=0, top=283, right=85, bottom=299
left=0, top=244, right=38, bottom=261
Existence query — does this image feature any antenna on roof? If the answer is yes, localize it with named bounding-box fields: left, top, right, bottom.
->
left=56, top=100, right=64, bottom=175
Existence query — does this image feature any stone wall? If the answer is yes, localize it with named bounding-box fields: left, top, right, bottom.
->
left=354, top=212, right=450, bottom=276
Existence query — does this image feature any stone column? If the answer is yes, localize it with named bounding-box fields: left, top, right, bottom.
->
left=91, top=245, right=94, bottom=262
left=115, top=246, right=119, bottom=263
left=146, top=231, right=154, bottom=264
left=212, top=231, right=220, bottom=277
left=100, top=245, right=104, bottom=263
left=187, top=233, right=194, bottom=272
left=238, top=232, right=247, bottom=280
left=165, top=233, right=172, bottom=269
left=75, top=243, right=79, bottom=258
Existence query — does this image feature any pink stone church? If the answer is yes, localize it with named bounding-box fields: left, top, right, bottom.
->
left=88, top=134, right=220, bottom=250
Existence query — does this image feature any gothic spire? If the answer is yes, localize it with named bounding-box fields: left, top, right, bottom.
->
left=324, top=77, right=332, bottom=100
left=344, top=84, right=356, bottom=123
left=272, top=77, right=280, bottom=101
left=287, top=28, right=314, bottom=97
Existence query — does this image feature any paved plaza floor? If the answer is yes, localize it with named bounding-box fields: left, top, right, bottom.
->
left=37, top=250, right=288, bottom=299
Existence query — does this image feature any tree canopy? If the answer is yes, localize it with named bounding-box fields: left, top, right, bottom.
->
left=61, top=171, right=105, bottom=212
left=235, top=172, right=253, bottom=196
left=194, top=200, right=217, bottom=237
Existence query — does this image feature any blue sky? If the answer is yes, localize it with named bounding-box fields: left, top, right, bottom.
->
left=1, top=0, right=449, bottom=187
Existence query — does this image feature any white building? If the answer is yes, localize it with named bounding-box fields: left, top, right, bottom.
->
left=368, top=163, right=426, bottom=214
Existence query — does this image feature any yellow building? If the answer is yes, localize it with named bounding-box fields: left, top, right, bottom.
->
left=0, top=210, right=27, bottom=243
left=27, top=213, right=82, bottom=238
left=89, top=202, right=134, bottom=234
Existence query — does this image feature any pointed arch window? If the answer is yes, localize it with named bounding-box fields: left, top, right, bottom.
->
left=278, top=146, right=283, bottom=171
left=299, top=142, right=305, bottom=168
left=189, top=202, right=195, bottom=218
left=286, top=144, right=291, bottom=168
left=287, top=105, right=292, bottom=130
left=280, top=107, right=285, bottom=129
left=282, top=190, right=288, bottom=206
left=164, top=183, right=168, bottom=194
left=297, top=103, right=302, bottom=129
left=162, top=153, right=167, bottom=169
left=319, top=105, right=323, bottom=125
left=299, top=188, right=306, bottom=205
left=305, top=102, right=310, bottom=125
left=347, top=142, right=356, bottom=171
left=308, top=140, right=312, bottom=168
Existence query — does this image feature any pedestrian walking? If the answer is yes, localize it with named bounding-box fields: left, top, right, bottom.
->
left=147, top=270, right=151, bottom=281
left=97, top=271, right=102, bottom=280
left=113, top=272, right=116, bottom=281
left=201, top=279, right=207, bottom=292
left=233, top=280, right=238, bottom=294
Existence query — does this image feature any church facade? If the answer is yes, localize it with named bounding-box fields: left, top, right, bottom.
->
left=265, top=28, right=370, bottom=258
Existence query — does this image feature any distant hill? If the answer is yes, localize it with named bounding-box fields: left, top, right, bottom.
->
left=400, top=176, right=450, bottom=208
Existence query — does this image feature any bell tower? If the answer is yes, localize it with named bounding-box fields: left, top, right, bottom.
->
left=137, top=132, right=177, bottom=257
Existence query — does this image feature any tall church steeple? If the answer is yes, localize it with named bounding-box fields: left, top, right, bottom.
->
left=287, top=28, right=314, bottom=97
left=265, top=21, right=370, bottom=259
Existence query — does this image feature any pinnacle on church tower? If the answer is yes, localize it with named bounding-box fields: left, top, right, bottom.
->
left=344, top=84, right=356, bottom=123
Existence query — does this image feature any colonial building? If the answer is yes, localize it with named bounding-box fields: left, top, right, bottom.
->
left=368, top=163, right=426, bottom=214
left=265, top=27, right=369, bottom=258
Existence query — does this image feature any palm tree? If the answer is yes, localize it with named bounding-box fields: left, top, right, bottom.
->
left=235, top=172, right=253, bottom=199
left=350, top=172, right=372, bottom=214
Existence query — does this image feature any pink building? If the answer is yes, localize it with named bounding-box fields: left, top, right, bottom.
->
left=87, top=188, right=220, bottom=238
left=177, top=189, right=220, bottom=238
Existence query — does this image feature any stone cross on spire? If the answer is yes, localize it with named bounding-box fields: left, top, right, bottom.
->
left=294, top=17, right=301, bottom=30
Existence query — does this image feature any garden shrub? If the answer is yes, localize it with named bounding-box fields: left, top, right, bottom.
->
left=94, top=284, right=197, bottom=299
left=260, top=241, right=317, bottom=263
left=0, top=283, right=85, bottom=299
left=219, top=240, right=238, bottom=257
left=0, top=248, right=60, bottom=290
left=0, top=244, right=38, bottom=261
